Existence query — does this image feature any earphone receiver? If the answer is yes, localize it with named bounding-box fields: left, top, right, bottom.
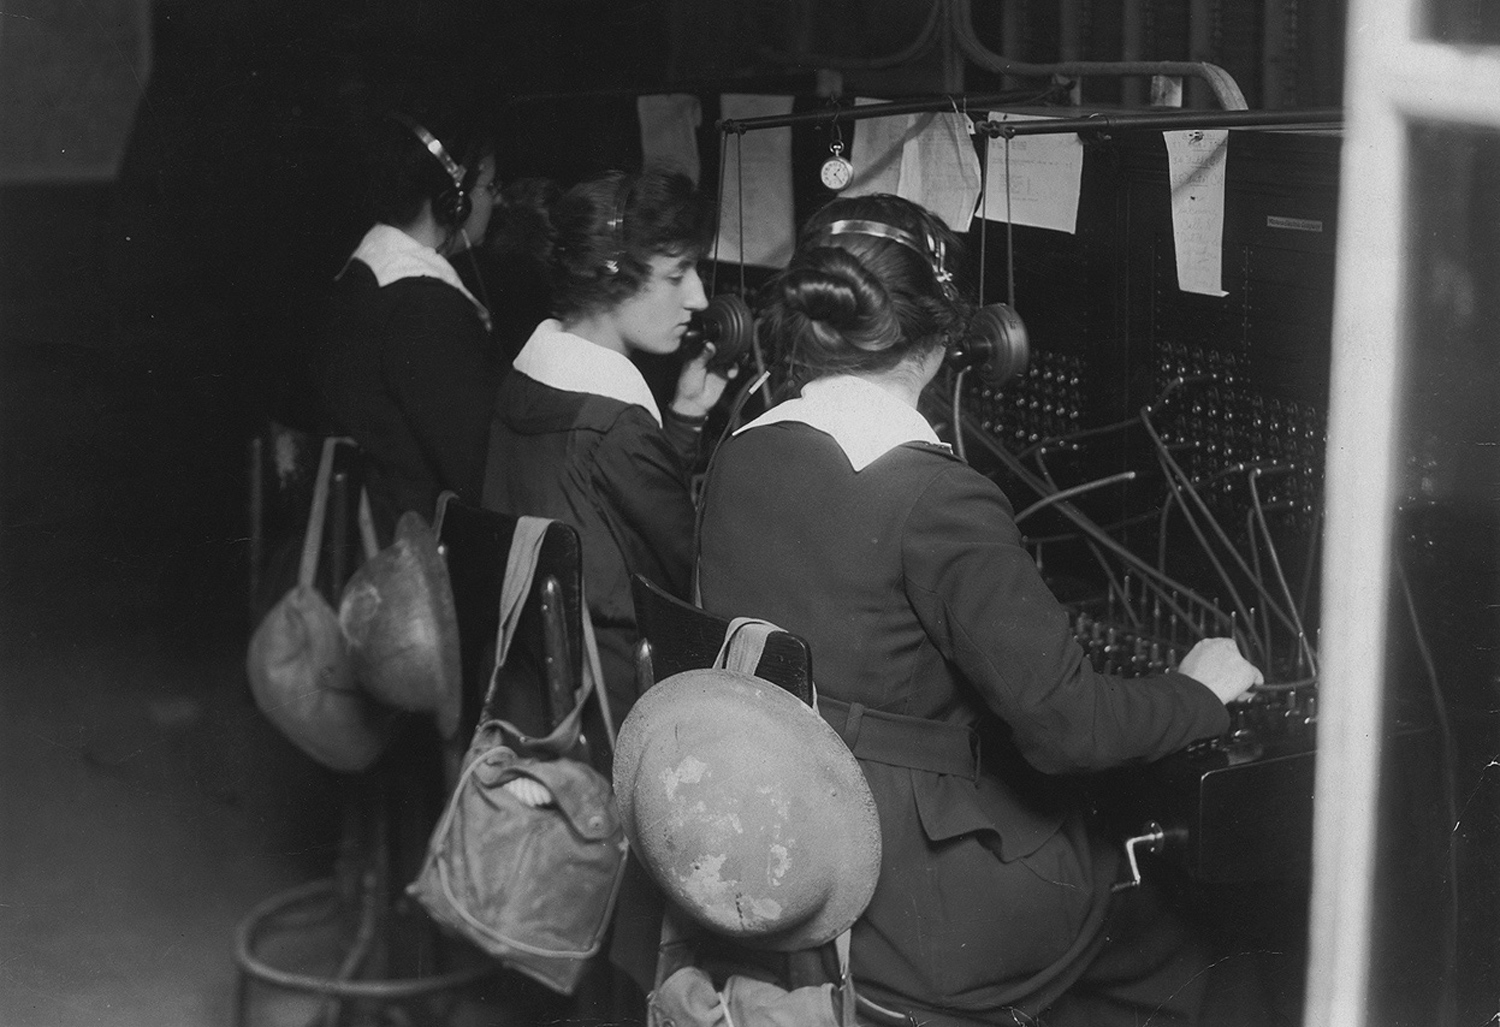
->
left=816, top=216, right=1023, bottom=382
left=682, top=294, right=754, bottom=373
left=947, top=302, right=1029, bottom=388
left=391, top=112, right=471, bottom=227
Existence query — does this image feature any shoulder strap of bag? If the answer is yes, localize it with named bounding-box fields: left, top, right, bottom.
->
left=482, top=517, right=614, bottom=758
left=357, top=485, right=379, bottom=561
left=835, top=929, right=857, bottom=1027
left=487, top=515, right=552, bottom=694
left=712, top=617, right=819, bottom=709
left=296, top=437, right=341, bottom=590
left=712, top=616, right=780, bottom=675
left=433, top=489, right=454, bottom=539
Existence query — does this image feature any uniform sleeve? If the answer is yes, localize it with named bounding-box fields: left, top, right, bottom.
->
left=380, top=280, right=500, bottom=501
left=591, top=410, right=698, bottom=599
left=660, top=408, right=707, bottom=465
left=901, top=464, right=1229, bottom=774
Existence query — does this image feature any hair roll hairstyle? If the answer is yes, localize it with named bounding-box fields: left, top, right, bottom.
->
left=763, top=194, right=968, bottom=391
left=543, top=167, right=712, bottom=319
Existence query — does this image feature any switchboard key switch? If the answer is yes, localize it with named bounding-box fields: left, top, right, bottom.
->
left=1131, top=639, right=1151, bottom=676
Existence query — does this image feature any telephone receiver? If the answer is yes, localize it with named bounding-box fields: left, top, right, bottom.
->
left=682, top=293, right=755, bottom=374
left=947, top=302, right=1030, bottom=388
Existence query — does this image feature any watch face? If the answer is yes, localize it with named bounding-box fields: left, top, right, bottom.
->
left=820, top=156, right=853, bottom=191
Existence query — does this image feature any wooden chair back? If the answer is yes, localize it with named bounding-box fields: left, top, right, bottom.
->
left=630, top=573, right=814, bottom=705
left=437, top=495, right=595, bottom=759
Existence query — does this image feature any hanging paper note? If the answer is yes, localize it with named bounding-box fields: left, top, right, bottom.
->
left=638, top=94, right=702, bottom=185
left=898, top=111, right=982, bottom=232
left=847, top=102, right=980, bottom=232
left=717, top=94, right=795, bottom=268
left=1163, top=129, right=1230, bottom=297
left=980, top=112, right=1083, bottom=235
left=846, top=97, right=906, bottom=196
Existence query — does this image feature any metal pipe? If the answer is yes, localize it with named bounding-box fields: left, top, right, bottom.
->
left=1059, top=0, right=1084, bottom=105
left=950, top=0, right=1248, bottom=108
left=718, top=93, right=1033, bottom=133
left=1121, top=0, right=1146, bottom=107
left=720, top=100, right=1340, bottom=136
left=975, top=106, right=1342, bottom=137
left=757, top=0, right=945, bottom=72
left=1262, top=0, right=1293, bottom=108
left=1187, top=0, right=1217, bottom=109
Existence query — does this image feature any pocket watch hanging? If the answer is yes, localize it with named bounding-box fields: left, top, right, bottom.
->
left=820, top=140, right=853, bottom=191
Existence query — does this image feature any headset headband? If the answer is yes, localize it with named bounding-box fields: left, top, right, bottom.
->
left=391, top=112, right=466, bottom=189
left=603, top=172, right=631, bottom=276
left=818, top=218, right=954, bottom=295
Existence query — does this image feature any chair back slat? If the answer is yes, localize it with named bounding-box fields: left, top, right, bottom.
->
left=437, top=497, right=586, bottom=742
left=630, top=574, right=814, bottom=706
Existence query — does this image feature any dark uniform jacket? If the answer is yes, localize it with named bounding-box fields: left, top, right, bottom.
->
left=481, top=325, right=701, bottom=724
left=696, top=377, right=1229, bottom=1025
left=318, top=225, right=498, bottom=540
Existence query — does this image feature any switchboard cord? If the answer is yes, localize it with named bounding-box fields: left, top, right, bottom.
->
left=1017, top=373, right=1210, bottom=463
left=956, top=407, right=1227, bottom=636
left=1033, top=446, right=1144, bottom=631
left=1248, top=466, right=1318, bottom=677
left=1142, top=410, right=1313, bottom=663
left=950, top=368, right=968, bottom=463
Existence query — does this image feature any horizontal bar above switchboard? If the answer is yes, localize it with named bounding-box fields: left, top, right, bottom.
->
left=718, top=102, right=1343, bottom=137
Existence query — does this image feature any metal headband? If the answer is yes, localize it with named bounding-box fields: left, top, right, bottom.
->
left=391, top=112, right=466, bottom=190
left=818, top=218, right=954, bottom=294
left=603, top=172, right=631, bottom=276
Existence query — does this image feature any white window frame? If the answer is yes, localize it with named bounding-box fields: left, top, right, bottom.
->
left=1310, top=6, right=1500, bottom=1024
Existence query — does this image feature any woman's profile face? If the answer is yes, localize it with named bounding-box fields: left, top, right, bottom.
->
left=456, top=155, right=497, bottom=247
left=610, top=252, right=708, bottom=355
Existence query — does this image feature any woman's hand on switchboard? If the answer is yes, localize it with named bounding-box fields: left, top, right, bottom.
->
left=1178, top=637, right=1264, bottom=704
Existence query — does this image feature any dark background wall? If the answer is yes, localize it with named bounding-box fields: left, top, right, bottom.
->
left=0, top=1, right=1350, bottom=635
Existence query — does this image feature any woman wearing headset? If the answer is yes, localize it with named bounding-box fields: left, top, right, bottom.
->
left=481, top=167, right=731, bottom=729
left=317, top=107, right=501, bottom=541
left=696, top=194, right=1269, bottom=1027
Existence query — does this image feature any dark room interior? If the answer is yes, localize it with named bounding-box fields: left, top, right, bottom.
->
left=3, top=2, right=1498, bottom=1026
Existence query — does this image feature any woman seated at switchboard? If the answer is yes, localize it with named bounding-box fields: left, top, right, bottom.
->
left=696, top=192, right=1269, bottom=1027
left=317, top=104, right=502, bottom=541
left=481, top=166, right=733, bottom=727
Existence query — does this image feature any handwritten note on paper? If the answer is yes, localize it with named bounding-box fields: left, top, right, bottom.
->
left=980, top=112, right=1084, bottom=235
left=1163, top=129, right=1230, bottom=297
left=899, top=111, right=982, bottom=232
left=846, top=104, right=979, bottom=231
left=717, top=94, right=795, bottom=268
left=847, top=98, right=907, bottom=196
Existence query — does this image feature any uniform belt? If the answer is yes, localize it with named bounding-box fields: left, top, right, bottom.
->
left=817, top=696, right=979, bottom=781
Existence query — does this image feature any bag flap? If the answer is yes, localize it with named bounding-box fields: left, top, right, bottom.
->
left=724, top=975, right=840, bottom=1027
left=500, top=757, right=620, bottom=842
left=650, top=968, right=840, bottom=1027
left=912, top=771, right=1063, bottom=862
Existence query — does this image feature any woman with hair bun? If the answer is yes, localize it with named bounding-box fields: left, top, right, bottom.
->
left=697, top=194, right=1268, bottom=1026
left=481, top=166, right=732, bottom=727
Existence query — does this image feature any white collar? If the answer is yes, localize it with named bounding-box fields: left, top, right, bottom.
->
left=512, top=320, right=663, bottom=426
left=347, top=224, right=490, bottom=325
left=736, top=374, right=948, bottom=471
